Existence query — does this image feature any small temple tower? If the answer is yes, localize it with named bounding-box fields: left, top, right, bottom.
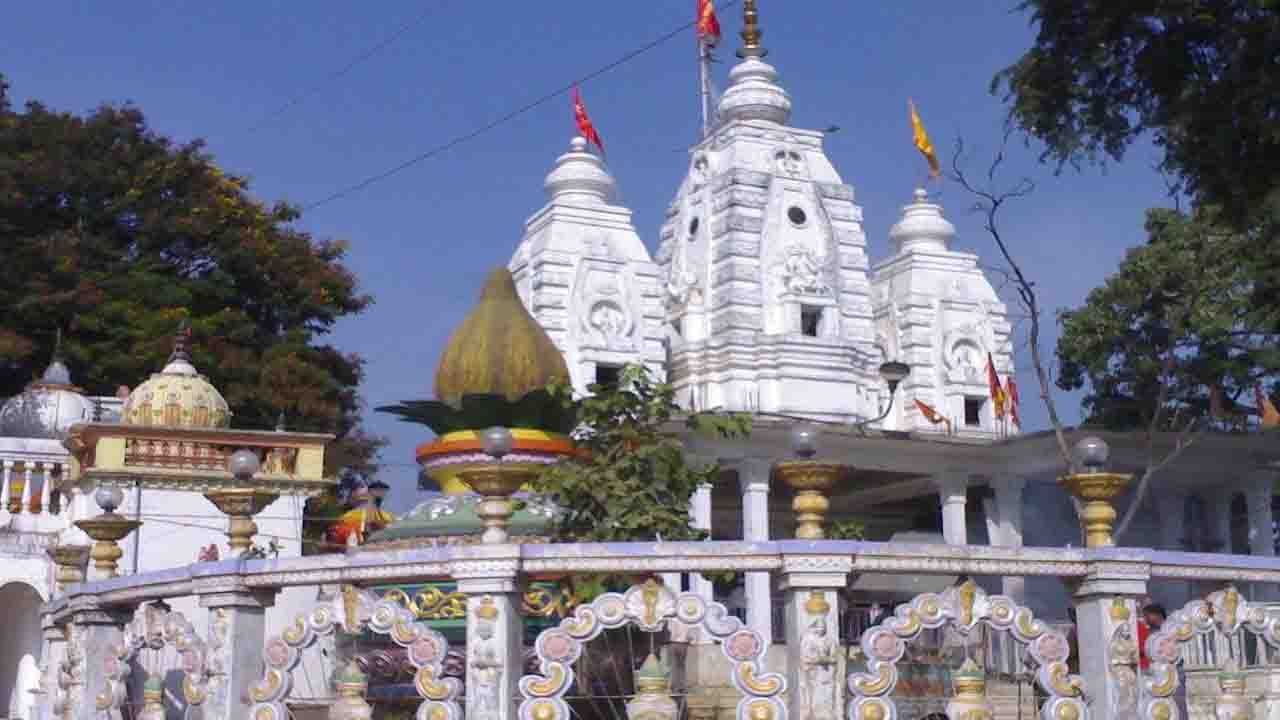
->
left=657, top=2, right=880, bottom=421
left=871, top=189, right=1015, bottom=437
left=510, top=137, right=666, bottom=393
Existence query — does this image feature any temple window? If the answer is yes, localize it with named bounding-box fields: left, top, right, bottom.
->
left=594, top=363, right=623, bottom=389
left=801, top=306, right=822, bottom=337
left=964, top=397, right=985, bottom=427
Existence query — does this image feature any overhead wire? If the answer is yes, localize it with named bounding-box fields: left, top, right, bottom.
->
left=246, top=2, right=441, bottom=133
left=302, top=0, right=739, bottom=211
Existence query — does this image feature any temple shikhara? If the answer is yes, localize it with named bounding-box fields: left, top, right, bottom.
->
left=2, top=3, right=1279, bottom=720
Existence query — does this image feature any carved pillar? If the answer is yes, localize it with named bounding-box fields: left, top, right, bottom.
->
left=934, top=472, right=968, bottom=545
left=1071, top=557, right=1150, bottom=720
left=39, top=461, right=52, bottom=515
left=37, top=615, right=65, bottom=720
left=984, top=476, right=1026, bottom=602
left=198, top=584, right=277, bottom=720
left=1, top=459, right=12, bottom=516
left=68, top=604, right=134, bottom=720
left=457, top=553, right=522, bottom=720
left=689, top=482, right=715, bottom=603
left=780, top=554, right=850, bottom=720
left=738, top=459, right=773, bottom=642
left=21, top=461, right=34, bottom=515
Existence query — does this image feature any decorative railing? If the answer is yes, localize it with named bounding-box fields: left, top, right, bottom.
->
left=34, top=540, right=1280, bottom=720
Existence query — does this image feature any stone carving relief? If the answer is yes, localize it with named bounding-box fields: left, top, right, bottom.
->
left=249, top=588, right=461, bottom=720
left=520, top=579, right=786, bottom=720
left=1107, top=600, right=1139, bottom=719
left=589, top=301, right=627, bottom=340
left=777, top=246, right=829, bottom=296
left=97, top=603, right=209, bottom=720
left=691, top=153, right=712, bottom=190
left=847, top=580, right=1086, bottom=720
left=800, top=612, right=838, bottom=720
left=470, top=597, right=504, bottom=720
left=1141, top=586, right=1280, bottom=720
left=943, top=329, right=987, bottom=384
left=774, top=148, right=807, bottom=179
left=53, top=624, right=84, bottom=720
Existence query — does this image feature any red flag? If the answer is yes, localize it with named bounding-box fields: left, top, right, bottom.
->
left=987, top=353, right=1007, bottom=419
left=1007, top=375, right=1021, bottom=428
left=573, top=86, right=605, bottom=155
left=697, top=0, right=722, bottom=46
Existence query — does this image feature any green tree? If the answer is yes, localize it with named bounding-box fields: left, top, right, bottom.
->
left=995, top=1, right=1280, bottom=227
left=1056, top=206, right=1280, bottom=536
left=0, top=74, right=383, bottom=472
left=532, top=365, right=749, bottom=543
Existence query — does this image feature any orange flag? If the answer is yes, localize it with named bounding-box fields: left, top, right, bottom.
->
left=909, top=99, right=941, bottom=178
left=1007, top=375, right=1021, bottom=428
left=915, top=398, right=953, bottom=435
left=987, top=353, right=1007, bottom=419
left=1257, top=384, right=1280, bottom=428
left=573, top=86, right=605, bottom=155
left=697, top=0, right=722, bottom=46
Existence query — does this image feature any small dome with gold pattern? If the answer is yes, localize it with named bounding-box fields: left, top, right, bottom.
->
left=121, top=323, right=230, bottom=428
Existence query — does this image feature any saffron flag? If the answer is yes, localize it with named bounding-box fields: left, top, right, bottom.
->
left=909, top=99, right=941, bottom=178
left=987, top=353, right=1007, bottom=419
left=573, top=86, right=605, bottom=155
left=1257, top=384, right=1280, bottom=428
left=915, top=398, right=953, bottom=435
left=697, top=0, right=722, bottom=46
left=1007, top=375, right=1021, bottom=428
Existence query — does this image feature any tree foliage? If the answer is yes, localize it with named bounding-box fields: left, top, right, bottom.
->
left=1057, top=206, right=1280, bottom=430
left=995, top=1, right=1280, bottom=226
left=531, top=365, right=750, bottom=544
left=0, top=74, right=383, bottom=469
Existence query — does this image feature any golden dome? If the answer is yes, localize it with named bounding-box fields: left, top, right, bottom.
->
left=121, top=324, right=230, bottom=428
left=434, top=268, right=569, bottom=405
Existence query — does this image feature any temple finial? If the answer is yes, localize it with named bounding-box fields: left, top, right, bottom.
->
left=170, top=319, right=192, bottom=362
left=275, top=411, right=287, bottom=432
left=52, top=327, right=63, bottom=359
left=738, top=0, right=767, bottom=58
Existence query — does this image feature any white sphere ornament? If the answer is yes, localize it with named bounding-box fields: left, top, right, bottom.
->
left=481, top=426, right=514, bottom=459
left=228, top=449, right=261, bottom=481
left=790, top=425, right=819, bottom=459
left=94, top=486, right=125, bottom=514
left=1073, top=436, right=1110, bottom=472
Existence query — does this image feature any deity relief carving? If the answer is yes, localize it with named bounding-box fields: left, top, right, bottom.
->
left=589, top=301, right=626, bottom=340
left=470, top=598, right=504, bottom=720
left=691, top=154, right=711, bottom=189
left=943, top=332, right=986, bottom=384
left=799, top=617, right=838, bottom=720
left=774, top=148, right=807, bottom=178
left=777, top=246, right=829, bottom=296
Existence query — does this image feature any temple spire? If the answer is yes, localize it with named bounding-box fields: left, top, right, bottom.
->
left=737, top=0, right=767, bottom=58
left=169, top=319, right=192, bottom=363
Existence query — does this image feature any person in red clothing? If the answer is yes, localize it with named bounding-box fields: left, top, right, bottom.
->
left=1137, top=604, right=1167, bottom=669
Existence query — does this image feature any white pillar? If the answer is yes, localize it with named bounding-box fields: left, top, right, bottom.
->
left=20, top=462, right=33, bottom=515
left=739, top=459, right=773, bottom=643
left=0, top=460, right=12, bottom=520
left=985, top=477, right=1026, bottom=602
left=689, top=482, right=714, bottom=602
left=935, top=473, right=968, bottom=545
left=38, top=461, right=52, bottom=516
left=1244, top=478, right=1276, bottom=601
left=1207, top=494, right=1234, bottom=554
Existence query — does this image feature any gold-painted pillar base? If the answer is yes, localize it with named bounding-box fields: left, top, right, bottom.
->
left=204, top=489, right=278, bottom=556
left=47, top=544, right=91, bottom=592
left=74, top=514, right=141, bottom=578
left=1059, top=472, right=1133, bottom=548
left=774, top=461, right=845, bottom=540
left=458, top=466, right=536, bottom=544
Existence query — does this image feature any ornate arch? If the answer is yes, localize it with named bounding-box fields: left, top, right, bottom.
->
left=249, top=587, right=462, bottom=720
left=1141, top=586, right=1280, bottom=720
left=519, top=579, right=786, bottom=720
left=847, top=580, right=1088, bottom=720
left=96, top=604, right=209, bottom=720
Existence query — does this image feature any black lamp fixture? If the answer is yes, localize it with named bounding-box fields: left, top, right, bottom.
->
left=851, top=360, right=912, bottom=431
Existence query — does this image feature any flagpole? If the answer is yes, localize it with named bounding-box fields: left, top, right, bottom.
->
left=699, top=38, right=713, bottom=138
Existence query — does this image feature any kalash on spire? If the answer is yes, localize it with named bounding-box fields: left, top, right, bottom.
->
left=654, top=0, right=883, bottom=423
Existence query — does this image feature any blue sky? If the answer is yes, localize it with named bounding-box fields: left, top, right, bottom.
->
left=5, top=1, right=1171, bottom=511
